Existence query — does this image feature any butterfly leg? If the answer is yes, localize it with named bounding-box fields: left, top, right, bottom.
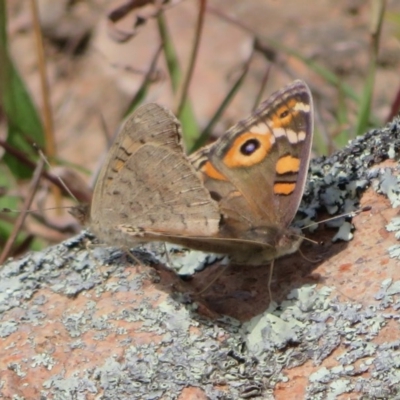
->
left=162, top=242, right=175, bottom=268
left=122, top=246, right=145, bottom=271
left=268, top=259, right=275, bottom=302
left=196, top=262, right=229, bottom=295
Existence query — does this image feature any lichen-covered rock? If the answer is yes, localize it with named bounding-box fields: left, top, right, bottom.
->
left=2, top=118, right=400, bottom=399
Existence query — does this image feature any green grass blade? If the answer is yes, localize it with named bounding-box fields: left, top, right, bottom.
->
left=354, top=62, right=376, bottom=136
left=157, top=12, right=180, bottom=92
left=0, top=0, right=45, bottom=178
left=175, top=0, right=206, bottom=117
left=354, top=0, right=385, bottom=136
left=157, top=12, right=199, bottom=150
left=334, top=85, right=351, bottom=147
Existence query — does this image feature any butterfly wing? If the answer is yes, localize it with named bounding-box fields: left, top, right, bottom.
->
left=90, top=103, right=221, bottom=245
left=190, top=145, right=255, bottom=235
left=193, top=80, right=313, bottom=236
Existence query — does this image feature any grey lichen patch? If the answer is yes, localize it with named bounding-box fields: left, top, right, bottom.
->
left=307, top=338, right=400, bottom=398
left=158, top=298, right=193, bottom=332
left=0, top=233, right=109, bottom=312
left=388, top=244, right=400, bottom=259
left=43, top=372, right=98, bottom=396
left=0, top=321, right=18, bottom=338
left=74, top=311, right=258, bottom=399
left=386, top=217, right=400, bottom=240
left=377, top=166, right=400, bottom=260
left=320, top=186, right=344, bottom=214
left=148, top=242, right=224, bottom=276
left=241, top=277, right=400, bottom=398
left=308, top=284, right=400, bottom=398
left=62, top=311, right=91, bottom=338
left=243, top=285, right=335, bottom=365
left=31, top=353, right=56, bottom=370
left=301, top=116, right=400, bottom=245
left=375, top=278, right=400, bottom=310
left=331, top=221, right=354, bottom=242
left=387, top=215, right=400, bottom=259
left=7, top=362, right=26, bottom=378
left=375, top=167, right=400, bottom=208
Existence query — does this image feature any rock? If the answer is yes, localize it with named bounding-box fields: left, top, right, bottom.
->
left=2, top=118, right=400, bottom=399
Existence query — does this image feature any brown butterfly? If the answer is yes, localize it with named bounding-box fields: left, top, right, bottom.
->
left=76, top=80, right=313, bottom=270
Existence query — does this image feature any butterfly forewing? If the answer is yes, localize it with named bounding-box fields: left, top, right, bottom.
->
left=195, top=80, right=313, bottom=232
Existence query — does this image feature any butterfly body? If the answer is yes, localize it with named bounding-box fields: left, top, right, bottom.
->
left=87, top=80, right=313, bottom=266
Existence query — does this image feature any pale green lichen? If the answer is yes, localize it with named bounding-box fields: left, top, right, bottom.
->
left=378, top=168, right=400, bottom=208
left=331, top=221, right=354, bottom=242
left=31, top=353, right=56, bottom=370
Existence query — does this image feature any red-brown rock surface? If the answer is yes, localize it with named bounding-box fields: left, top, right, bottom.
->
left=2, top=119, right=400, bottom=399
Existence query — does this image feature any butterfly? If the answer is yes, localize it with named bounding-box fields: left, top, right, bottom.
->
left=83, top=80, right=313, bottom=269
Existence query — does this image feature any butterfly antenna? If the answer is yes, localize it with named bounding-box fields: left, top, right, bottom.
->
left=196, top=264, right=229, bottom=295
left=296, top=207, right=372, bottom=262
left=301, top=206, right=371, bottom=230
left=35, top=145, right=79, bottom=203
left=0, top=205, right=79, bottom=214
left=298, top=235, right=319, bottom=245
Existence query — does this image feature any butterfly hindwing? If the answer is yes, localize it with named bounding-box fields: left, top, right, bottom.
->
left=90, top=103, right=221, bottom=245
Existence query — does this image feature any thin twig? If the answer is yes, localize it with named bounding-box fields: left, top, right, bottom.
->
left=30, top=0, right=60, bottom=206
left=30, top=0, right=55, bottom=161
left=175, top=0, right=206, bottom=117
left=0, top=159, right=44, bottom=265
left=207, top=6, right=253, bottom=34
left=252, top=65, right=271, bottom=111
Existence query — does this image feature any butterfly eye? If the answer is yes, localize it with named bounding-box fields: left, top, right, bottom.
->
left=240, top=138, right=260, bottom=155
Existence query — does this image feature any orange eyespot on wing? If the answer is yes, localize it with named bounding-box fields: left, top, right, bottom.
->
left=223, top=132, right=274, bottom=168
left=271, top=98, right=299, bottom=128
left=275, top=155, right=300, bottom=175
left=274, top=182, right=296, bottom=195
